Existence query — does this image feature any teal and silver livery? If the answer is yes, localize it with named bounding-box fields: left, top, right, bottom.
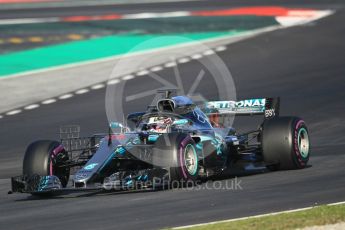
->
left=206, top=98, right=266, bottom=114
left=10, top=92, right=309, bottom=196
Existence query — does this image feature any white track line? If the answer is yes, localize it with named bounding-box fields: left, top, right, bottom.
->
left=178, top=57, right=190, bottom=64
left=41, top=99, right=57, bottom=105
left=6, top=110, right=22, bottom=116
left=2, top=24, right=294, bottom=118
left=0, top=0, right=196, bottom=11
left=59, top=94, right=73, bottom=100
left=215, top=46, right=227, bottom=52
left=0, top=18, right=59, bottom=25
left=122, top=75, right=135, bottom=80
left=122, top=11, right=190, bottom=20
left=0, top=50, right=214, bottom=118
left=203, top=49, right=215, bottom=56
left=0, top=9, right=333, bottom=26
left=107, top=79, right=120, bottom=85
left=0, top=11, right=192, bottom=26
left=136, top=70, right=149, bottom=76
left=24, top=104, right=40, bottom=110
left=0, top=42, right=234, bottom=118
left=173, top=201, right=345, bottom=229
left=327, top=201, right=345, bottom=206
left=75, top=89, right=90, bottom=94
left=91, top=84, right=105, bottom=90
left=164, top=62, right=177, bottom=68
left=3, top=22, right=278, bottom=118
left=191, top=54, right=203, bottom=59
left=0, top=40, right=250, bottom=118
left=150, top=66, right=163, bottom=72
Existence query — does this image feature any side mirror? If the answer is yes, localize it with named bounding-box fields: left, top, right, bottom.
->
left=109, top=122, right=123, bottom=129
left=172, top=119, right=189, bottom=125
left=109, top=122, right=130, bottom=133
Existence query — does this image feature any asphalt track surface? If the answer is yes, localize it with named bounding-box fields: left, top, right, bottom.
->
left=1, top=1, right=345, bottom=230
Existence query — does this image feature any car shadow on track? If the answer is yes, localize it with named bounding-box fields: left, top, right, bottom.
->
left=12, top=165, right=313, bottom=201
left=12, top=187, right=162, bottom=201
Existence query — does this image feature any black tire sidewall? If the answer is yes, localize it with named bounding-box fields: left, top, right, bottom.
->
left=153, top=133, right=199, bottom=184
left=262, top=117, right=310, bottom=170
left=23, top=140, right=69, bottom=187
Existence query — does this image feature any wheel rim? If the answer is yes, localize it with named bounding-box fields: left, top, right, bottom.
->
left=298, top=128, right=309, bottom=158
left=184, top=144, right=198, bottom=176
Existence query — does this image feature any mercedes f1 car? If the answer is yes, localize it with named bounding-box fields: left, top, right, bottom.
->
left=10, top=90, right=310, bottom=195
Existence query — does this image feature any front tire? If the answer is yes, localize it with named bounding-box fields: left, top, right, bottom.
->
left=262, top=117, right=310, bottom=170
left=23, top=140, right=70, bottom=187
left=152, top=133, right=199, bottom=186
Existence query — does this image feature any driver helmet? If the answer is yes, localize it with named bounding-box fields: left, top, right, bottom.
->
left=147, top=116, right=173, bottom=133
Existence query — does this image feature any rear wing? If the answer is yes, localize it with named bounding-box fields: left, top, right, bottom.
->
left=204, top=97, right=280, bottom=119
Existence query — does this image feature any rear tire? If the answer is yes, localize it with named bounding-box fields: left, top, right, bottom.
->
left=262, top=117, right=310, bottom=170
left=23, top=140, right=70, bottom=187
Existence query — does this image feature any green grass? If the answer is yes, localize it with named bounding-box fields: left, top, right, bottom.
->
left=175, top=204, right=345, bottom=230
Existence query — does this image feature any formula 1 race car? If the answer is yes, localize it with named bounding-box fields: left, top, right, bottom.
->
left=10, top=90, right=310, bottom=195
